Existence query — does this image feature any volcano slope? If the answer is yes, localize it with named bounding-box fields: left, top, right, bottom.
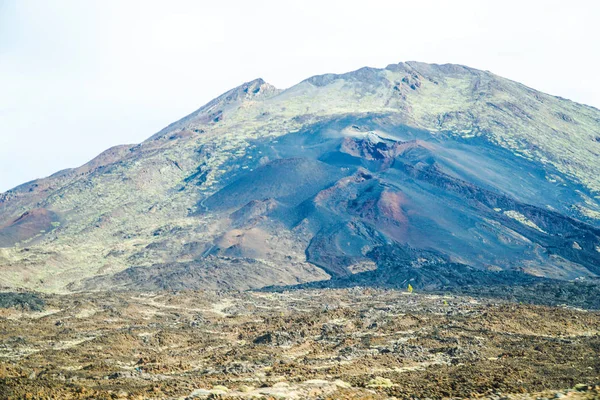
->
left=1, top=62, right=600, bottom=295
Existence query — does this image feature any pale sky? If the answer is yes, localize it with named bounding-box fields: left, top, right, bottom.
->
left=1, top=0, right=599, bottom=192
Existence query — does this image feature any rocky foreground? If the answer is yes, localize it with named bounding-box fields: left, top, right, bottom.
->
left=0, top=288, right=599, bottom=399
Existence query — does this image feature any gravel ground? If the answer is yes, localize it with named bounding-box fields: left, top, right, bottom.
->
left=0, top=288, right=599, bottom=399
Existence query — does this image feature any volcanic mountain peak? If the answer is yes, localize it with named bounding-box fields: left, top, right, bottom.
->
left=144, top=62, right=600, bottom=196
left=1, top=60, right=600, bottom=293
left=206, top=77, right=280, bottom=106
left=149, top=77, right=280, bottom=141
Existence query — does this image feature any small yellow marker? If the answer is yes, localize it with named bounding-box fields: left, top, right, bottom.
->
left=407, top=284, right=413, bottom=294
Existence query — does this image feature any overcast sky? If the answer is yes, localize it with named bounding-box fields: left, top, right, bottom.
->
left=1, top=0, right=599, bottom=192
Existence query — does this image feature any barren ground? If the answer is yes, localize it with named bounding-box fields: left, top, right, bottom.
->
left=0, top=288, right=599, bottom=399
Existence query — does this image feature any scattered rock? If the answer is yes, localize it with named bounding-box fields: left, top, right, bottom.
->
left=334, top=379, right=352, bottom=389
left=573, top=383, right=589, bottom=391
left=187, top=388, right=212, bottom=398
left=366, top=376, right=394, bottom=388
left=253, top=331, right=296, bottom=346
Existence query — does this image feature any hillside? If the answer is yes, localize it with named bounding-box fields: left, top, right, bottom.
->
left=1, top=61, right=600, bottom=293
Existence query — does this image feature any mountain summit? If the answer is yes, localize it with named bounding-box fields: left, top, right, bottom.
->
left=1, top=61, right=600, bottom=292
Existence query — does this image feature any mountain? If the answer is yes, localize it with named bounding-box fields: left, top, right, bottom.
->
left=1, top=61, right=600, bottom=293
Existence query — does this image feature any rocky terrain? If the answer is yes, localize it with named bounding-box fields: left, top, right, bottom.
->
left=1, top=61, right=600, bottom=293
left=1, top=288, right=599, bottom=399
